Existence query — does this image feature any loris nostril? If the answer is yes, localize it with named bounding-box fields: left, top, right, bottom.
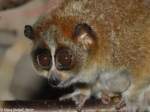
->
left=48, top=74, right=61, bottom=87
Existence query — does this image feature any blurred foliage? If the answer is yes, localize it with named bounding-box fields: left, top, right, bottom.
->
left=0, top=0, right=31, bottom=11
left=0, top=0, right=63, bottom=100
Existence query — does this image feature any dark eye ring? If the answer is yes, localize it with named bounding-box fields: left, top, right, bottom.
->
left=55, top=47, right=75, bottom=70
left=35, top=49, right=52, bottom=69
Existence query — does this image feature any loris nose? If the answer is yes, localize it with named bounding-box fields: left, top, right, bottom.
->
left=48, top=71, right=61, bottom=87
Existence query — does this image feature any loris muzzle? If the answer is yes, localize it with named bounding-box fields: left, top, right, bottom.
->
left=24, top=0, right=150, bottom=111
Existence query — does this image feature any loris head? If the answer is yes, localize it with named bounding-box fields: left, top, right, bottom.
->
left=24, top=16, right=98, bottom=88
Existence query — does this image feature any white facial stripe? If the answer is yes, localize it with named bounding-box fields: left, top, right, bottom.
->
left=42, top=28, right=57, bottom=71
left=51, top=46, right=56, bottom=71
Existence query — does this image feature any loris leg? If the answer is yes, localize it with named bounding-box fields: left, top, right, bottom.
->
left=59, top=88, right=91, bottom=111
left=138, top=85, right=150, bottom=111
left=120, top=77, right=150, bottom=112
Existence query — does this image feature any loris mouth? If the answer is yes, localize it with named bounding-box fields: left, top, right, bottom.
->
left=48, top=78, right=60, bottom=87
left=48, top=74, right=61, bottom=87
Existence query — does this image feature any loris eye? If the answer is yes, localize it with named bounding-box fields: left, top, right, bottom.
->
left=35, top=49, right=52, bottom=69
left=55, top=48, right=75, bottom=70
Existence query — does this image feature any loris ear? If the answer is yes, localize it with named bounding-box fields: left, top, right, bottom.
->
left=73, top=23, right=96, bottom=49
left=24, top=25, right=34, bottom=40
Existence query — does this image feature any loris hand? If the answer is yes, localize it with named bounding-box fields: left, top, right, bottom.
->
left=59, top=88, right=91, bottom=111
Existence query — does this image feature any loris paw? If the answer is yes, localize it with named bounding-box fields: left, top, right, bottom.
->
left=115, top=98, right=127, bottom=112
left=96, top=92, right=120, bottom=105
left=116, top=99, right=139, bottom=112
left=116, top=94, right=139, bottom=112
left=72, top=94, right=89, bottom=112
left=101, top=93, right=111, bottom=105
left=59, top=89, right=91, bottom=111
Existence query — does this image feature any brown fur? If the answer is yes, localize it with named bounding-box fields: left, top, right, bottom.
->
left=29, top=0, right=150, bottom=111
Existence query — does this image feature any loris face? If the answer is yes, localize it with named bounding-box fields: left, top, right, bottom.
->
left=24, top=20, right=98, bottom=87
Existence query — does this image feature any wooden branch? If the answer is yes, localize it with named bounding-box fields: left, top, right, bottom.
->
left=1, top=98, right=121, bottom=112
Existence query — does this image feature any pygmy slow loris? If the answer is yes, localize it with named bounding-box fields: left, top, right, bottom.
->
left=24, top=0, right=150, bottom=111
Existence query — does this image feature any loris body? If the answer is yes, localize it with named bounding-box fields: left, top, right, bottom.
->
left=24, top=0, right=150, bottom=111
